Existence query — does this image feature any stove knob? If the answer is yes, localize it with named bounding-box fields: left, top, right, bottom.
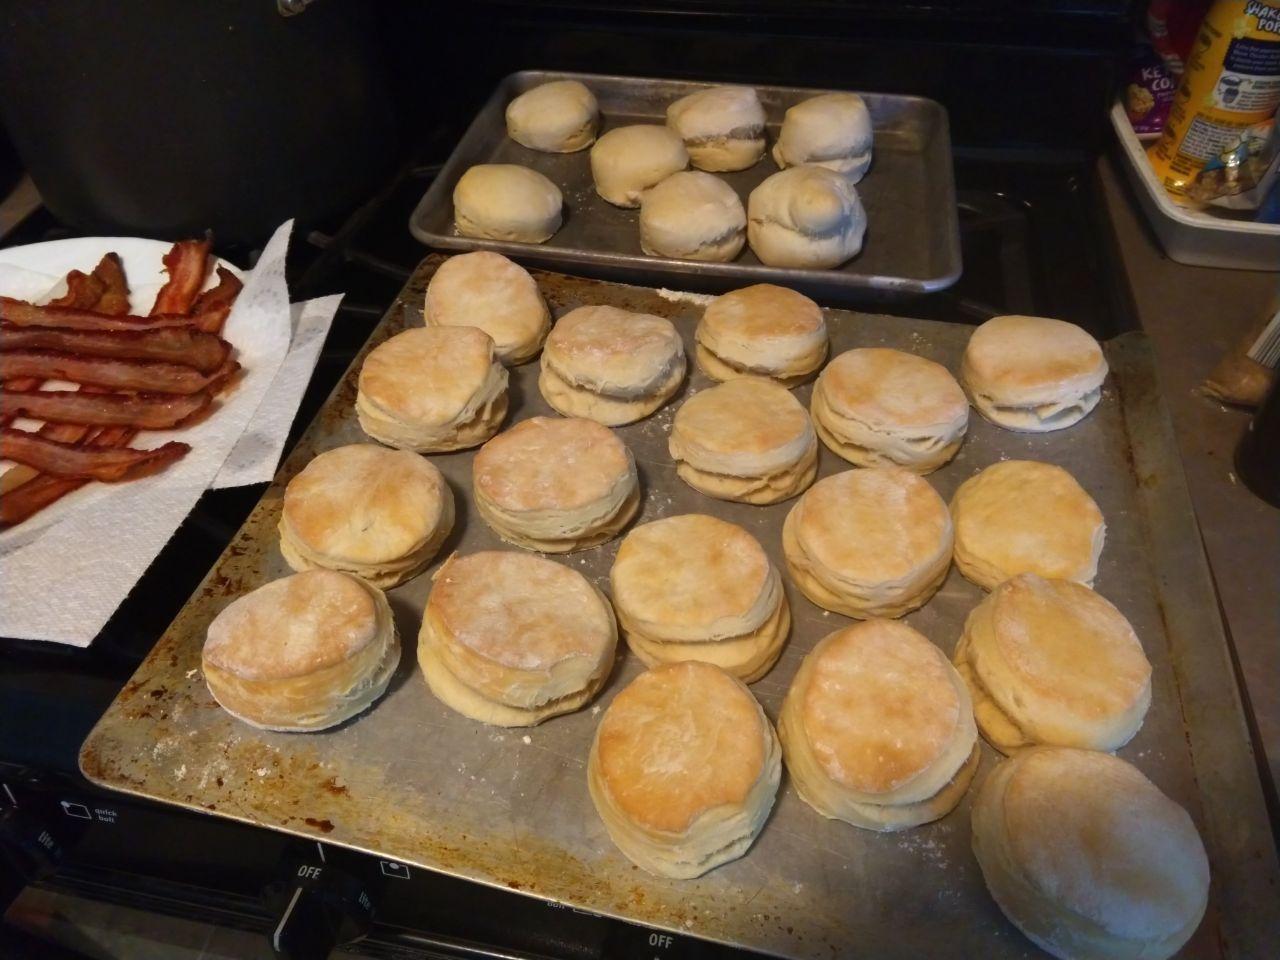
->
left=265, top=862, right=374, bottom=960
left=0, top=804, right=64, bottom=912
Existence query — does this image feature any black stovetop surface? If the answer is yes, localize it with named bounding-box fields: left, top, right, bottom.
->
left=0, top=148, right=1137, bottom=957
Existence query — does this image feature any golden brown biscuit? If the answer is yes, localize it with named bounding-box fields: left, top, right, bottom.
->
left=953, top=574, right=1151, bottom=752
left=539, top=305, right=686, bottom=425
left=610, top=514, right=788, bottom=682
left=588, top=661, right=781, bottom=878
left=418, top=551, right=616, bottom=726
left=472, top=416, right=639, bottom=552
left=279, top=444, right=454, bottom=588
left=961, top=315, right=1108, bottom=433
left=782, top=467, right=953, bottom=618
left=811, top=348, right=969, bottom=474
left=778, top=620, right=978, bottom=831
left=357, top=326, right=508, bottom=452
left=971, top=747, right=1209, bottom=960
left=203, top=569, right=399, bottom=732
left=424, top=252, right=551, bottom=365
left=950, top=460, right=1105, bottom=590
left=669, top=378, right=818, bottom=504
left=695, top=284, right=828, bottom=387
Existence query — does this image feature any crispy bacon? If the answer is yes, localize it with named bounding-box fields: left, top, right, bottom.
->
left=2, top=240, right=245, bottom=528
left=191, top=268, right=243, bottom=334
left=0, top=423, right=140, bottom=522
left=1, top=427, right=189, bottom=481
left=0, top=350, right=238, bottom=394
left=150, top=239, right=211, bottom=316
left=0, top=474, right=86, bottom=527
left=0, top=411, right=95, bottom=491
left=0, top=298, right=199, bottom=332
left=91, top=253, right=130, bottom=316
left=0, top=388, right=212, bottom=430
left=1, top=324, right=231, bottom=374
left=49, top=270, right=107, bottom=309
left=192, top=267, right=243, bottom=315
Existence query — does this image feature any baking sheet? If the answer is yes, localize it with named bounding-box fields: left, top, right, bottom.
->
left=80, top=258, right=1279, bottom=959
left=409, top=71, right=962, bottom=303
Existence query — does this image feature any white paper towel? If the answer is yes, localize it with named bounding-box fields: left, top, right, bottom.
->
left=213, top=294, right=342, bottom=488
left=0, top=221, right=341, bottom=645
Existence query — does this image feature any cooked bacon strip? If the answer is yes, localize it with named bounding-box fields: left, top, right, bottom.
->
left=91, top=253, right=130, bottom=316
left=1, top=324, right=231, bottom=374
left=0, top=350, right=237, bottom=394
left=192, top=267, right=242, bottom=315
left=0, top=388, right=211, bottom=430
left=0, top=474, right=85, bottom=526
left=0, top=399, right=110, bottom=494
left=49, top=270, right=107, bottom=309
left=0, top=298, right=198, bottom=332
left=150, top=240, right=211, bottom=316
left=191, top=268, right=243, bottom=334
left=0, top=258, right=129, bottom=424
left=2, top=423, right=140, bottom=519
left=1, top=427, right=189, bottom=481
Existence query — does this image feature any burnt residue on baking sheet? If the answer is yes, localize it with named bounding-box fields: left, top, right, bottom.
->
left=79, top=257, right=1256, bottom=960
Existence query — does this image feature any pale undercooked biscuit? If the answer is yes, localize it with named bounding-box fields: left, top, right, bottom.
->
left=953, top=574, right=1151, bottom=753
left=665, top=85, right=767, bottom=172
left=203, top=569, right=399, bottom=732
left=610, top=513, right=789, bottom=682
left=950, top=460, right=1105, bottom=590
left=811, top=347, right=969, bottom=474
left=424, top=252, right=551, bottom=365
left=418, top=551, right=616, bottom=726
left=279, top=444, right=454, bottom=588
left=669, top=378, right=817, bottom=504
left=539, top=305, right=686, bottom=425
left=695, top=284, right=828, bottom=387
left=747, top=165, right=867, bottom=269
left=357, top=326, right=508, bottom=453
left=971, top=747, right=1209, bottom=960
left=639, top=171, right=746, bottom=262
left=453, top=164, right=563, bottom=243
left=961, top=315, right=1108, bottom=433
left=779, top=620, right=978, bottom=831
left=505, top=79, right=599, bottom=153
left=772, top=93, right=874, bottom=183
left=589, top=125, right=689, bottom=208
left=472, top=416, right=639, bottom=553
left=783, top=467, right=953, bottom=618
left=588, top=660, right=781, bottom=878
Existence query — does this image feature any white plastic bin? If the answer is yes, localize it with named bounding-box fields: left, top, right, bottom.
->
left=1110, top=101, right=1280, bottom=271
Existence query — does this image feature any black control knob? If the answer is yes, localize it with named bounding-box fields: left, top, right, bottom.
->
left=0, top=804, right=63, bottom=912
left=264, top=860, right=374, bottom=959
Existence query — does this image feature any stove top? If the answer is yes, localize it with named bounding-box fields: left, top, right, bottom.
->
left=0, top=145, right=1135, bottom=958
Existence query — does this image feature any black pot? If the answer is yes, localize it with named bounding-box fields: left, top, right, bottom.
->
left=0, top=0, right=399, bottom=246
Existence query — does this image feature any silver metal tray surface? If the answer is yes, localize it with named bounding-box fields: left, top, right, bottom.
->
left=409, top=71, right=962, bottom=302
left=81, top=259, right=1279, bottom=959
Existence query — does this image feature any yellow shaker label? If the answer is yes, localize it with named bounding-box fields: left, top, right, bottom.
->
left=1148, top=0, right=1280, bottom=202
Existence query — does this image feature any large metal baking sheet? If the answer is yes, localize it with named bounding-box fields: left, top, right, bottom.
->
left=409, top=71, right=961, bottom=303
left=81, top=259, right=1279, bottom=959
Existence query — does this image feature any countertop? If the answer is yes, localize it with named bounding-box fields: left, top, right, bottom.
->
left=1100, top=155, right=1280, bottom=809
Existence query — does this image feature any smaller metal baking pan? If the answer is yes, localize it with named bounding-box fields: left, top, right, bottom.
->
left=410, top=71, right=962, bottom=302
